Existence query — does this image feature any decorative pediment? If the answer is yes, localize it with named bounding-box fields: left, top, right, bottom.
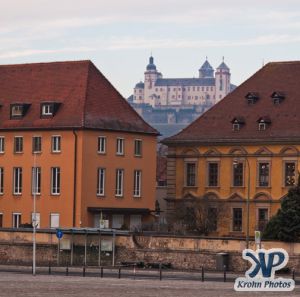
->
left=203, top=192, right=220, bottom=200
left=204, top=148, right=222, bottom=156
left=228, top=147, right=248, bottom=155
left=280, top=146, right=299, bottom=155
left=181, top=148, right=200, bottom=156
left=253, top=192, right=272, bottom=201
left=227, top=192, right=245, bottom=201
left=255, top=146, right=273, bottom=155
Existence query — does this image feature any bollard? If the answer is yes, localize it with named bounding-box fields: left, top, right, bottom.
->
left=118, top=267, right=121, bottom=279
left=133, top=264, right=136, bottom=280
left=100, top=266, right=103, bottom=278
left=66, top=266, right=69, bottom=276
left=159, top=263, right=162, bottom=281
left=292, top=269, right=295, bottom=281
left=223, top=265, right=226, bottom=282
left=48, top=263, right=51, bottom=275
left=201, top=267, right=204, bottom=282
left=83, top=266, right=86, bottom=277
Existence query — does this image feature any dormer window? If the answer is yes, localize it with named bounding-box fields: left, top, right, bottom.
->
left=40, top=102, right=61, bottom=118
left=10, top=103, right=31, bottom=119
left=245, top=92, right=259, bottom=105
left=271, top=92, right=285, bottom=105
left=231, top=117, right=245, bottom=131
left=42, top=104, right=53, bottom=115
left=257, top=117, right=271, bottom=131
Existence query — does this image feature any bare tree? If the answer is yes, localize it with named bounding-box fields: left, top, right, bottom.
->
left=169, top=196, right=227, bottom=235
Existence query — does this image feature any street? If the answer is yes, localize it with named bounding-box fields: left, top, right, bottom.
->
left=0, top=272, right=299, bottom=297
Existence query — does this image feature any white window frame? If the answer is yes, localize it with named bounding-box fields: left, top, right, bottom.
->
left=32, top=167, right=41, bottom=195
left=97, top=136, right=106, bottom=154
left=116, top=138, right=124, bottom=155
left=133, top=170, right=142, bottom=197
left=0, top=167, right=3, bottom=194
left=12, top=212, right=21, bottom=228
left=51, top=167, right=60, bottom=195
left=97, top=168, right=106, bottom=196
left=115, top=169, right=124, bottom=197
left=11, top=105, right=23, bottom=117
left=258, top=122, right=266, bottom=131
left=13, top=167, right=22, bottom=195
left=32, top=136, right=42, bottom=153
left=134, top=139, right=142, bottom=156
left=51, top=135, right=61, bottom=153
left=31, top=212, right=40, bottom=228
left=14, top=136, right=23, bottom=153
left=50, top=213, right=60, bottom=228
left=42, top=104, right=53, bottom=116
left=0, top=136, right=5, bottom=153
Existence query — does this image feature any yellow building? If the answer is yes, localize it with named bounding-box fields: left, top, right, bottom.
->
left=163, top=61, right=300, bottom=237
left=0, top=60, right=158, bottom=229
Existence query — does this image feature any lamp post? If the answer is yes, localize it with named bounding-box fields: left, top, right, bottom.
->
left=234, top=156, right=250, bottom=249
left=32, top=152, right=37, bottom=276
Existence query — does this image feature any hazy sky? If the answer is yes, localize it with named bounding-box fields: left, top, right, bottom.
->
left=1, top=0, right=300, bottom=97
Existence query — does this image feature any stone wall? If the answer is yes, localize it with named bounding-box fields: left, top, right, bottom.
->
left=0, top=230, right=299, bottom=272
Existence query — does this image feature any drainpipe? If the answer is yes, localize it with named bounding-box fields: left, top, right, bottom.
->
left=72, top=130, right=78, bottom=227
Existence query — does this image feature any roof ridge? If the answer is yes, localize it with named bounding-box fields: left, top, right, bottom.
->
left=0, top=60, right=92, bottom=68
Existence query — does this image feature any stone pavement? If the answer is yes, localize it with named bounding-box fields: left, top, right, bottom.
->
left=0, top=272, right=299, bottom=297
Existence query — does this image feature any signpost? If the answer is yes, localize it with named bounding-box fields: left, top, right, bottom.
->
left=255, top=230, right=261, bottom=250
left=56, top=229, right=63, bottom=265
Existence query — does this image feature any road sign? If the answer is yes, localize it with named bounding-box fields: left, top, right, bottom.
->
left=56, top=229, right=63, bottom=239
left=255, top=230, right=261, bottom=243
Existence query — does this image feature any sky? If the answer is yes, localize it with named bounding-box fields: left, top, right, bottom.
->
left=1, top=0, right=300, bottom=97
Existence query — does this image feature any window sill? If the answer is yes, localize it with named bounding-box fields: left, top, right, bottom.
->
left=116, top=154, right=125, bottom=157
left=97, top=152, right=106, bottom=155
left=256, top=186, right=271, bottom=189
left=134, top=155, right=142, bottom=158
left=230, top=186, right=245, bottom=189
left=115, top=195, right=124, bottom=198
left=205, top=186, right=220, bottom=189
left=97, top=194, right=105, bottom=198
left=51, top=193, right=61, bottom=196
left=13, top=193, right=22, bottom=196
left=51, top=151, right=61, bottom=154
left=32, top=152, right=42, bottom=155
left=14, top=152, right=23, bottom=154
left=133, top=195, right=142, bottom=199
left=0, top=152, right=4, bottom=154
left=183, top=186, right=198, bottom=189
left=31, top=194, right=41, bottom=196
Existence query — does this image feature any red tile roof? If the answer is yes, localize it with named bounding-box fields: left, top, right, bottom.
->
left=0, top=60, right=158, bottom=135
left=163, top=61, right=300, bottom=144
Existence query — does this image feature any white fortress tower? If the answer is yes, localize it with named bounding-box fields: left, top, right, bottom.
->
left=133, top=56, right=234, bottom=108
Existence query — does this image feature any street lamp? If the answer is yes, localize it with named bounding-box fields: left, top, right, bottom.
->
left=233, top=156, right=250, bottom=249
left=32, top=152, right=37, bottom=276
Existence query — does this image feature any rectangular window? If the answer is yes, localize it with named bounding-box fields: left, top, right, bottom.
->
left=31, top=212, right=40, bottom=228
left=42, top=104, right=53, bottom=116
left=98, top=136, right=106, bottom=154
left=14, top=136, right=23, bottom=153
left=11, top=105, right=23, bottom=117
left=232, top=208, right=242, bottom=232
left=208, top=162, right=218, bottom=187
left=50, top=213, right=60, bottom=228
left=258, top=162, right=270, bottom=187
left=116, top=138, right=124, bottom=155
left=51, top=167, right=60, bottom=195
left=133, top=170, right=142, bottom=197
left=32, top=136, right=42, bottom=153
left=257, top=208, right=268, bottom=232
left=13, top=167, right=22, bottom=195
left=284, top=162, right=296, bottom=186
left=0, top=137, right=5, bottom=153
left=233, top=162, right=244, bottom=187
left=208, top=207, right=218, bottom=231
left=32, top=167, right=41, bottom=195
left=0, top=167, right=3, bottom=194
left=112, top=214, right=124, bottom=229
left=115, top=169, right=124, bottom=197
left=97, top=168, right=106, bottom=196
left=51, top=136, right=61, bottom=153
left=185, top=163, right=196, bottom=187
left=12, top=213, right=21, bottom=228
left=134, top=139, right=142, bottom=156
left=0, top=213, right=3, bottom=227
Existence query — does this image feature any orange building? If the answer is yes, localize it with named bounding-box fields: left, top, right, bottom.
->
left=163, top=61, right=300, bottom=237
left=0, top=61, right=158, bottom=229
